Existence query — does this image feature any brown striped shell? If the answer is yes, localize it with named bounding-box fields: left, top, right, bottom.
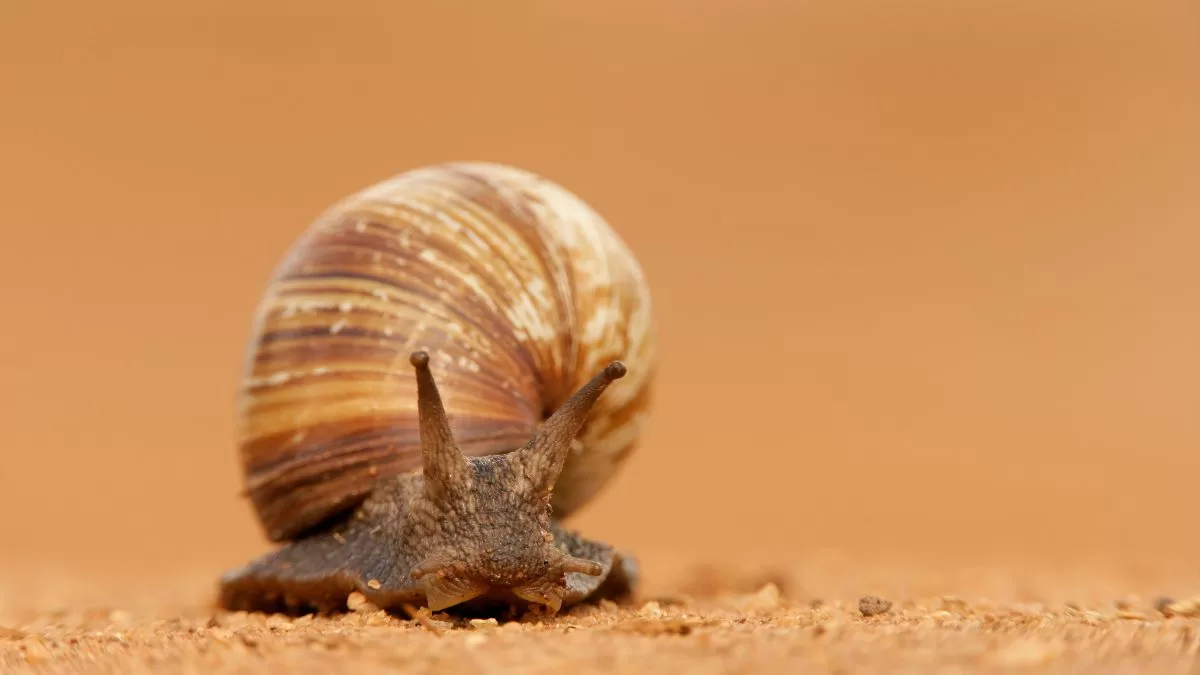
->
left=235, top=162, right=657, bottom=542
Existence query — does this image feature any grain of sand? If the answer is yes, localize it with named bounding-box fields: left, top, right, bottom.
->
left=2, top=553, right=1199, bottom=674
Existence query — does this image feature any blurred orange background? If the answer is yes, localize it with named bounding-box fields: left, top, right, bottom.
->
left=1, top=0, right=1197, bottom=584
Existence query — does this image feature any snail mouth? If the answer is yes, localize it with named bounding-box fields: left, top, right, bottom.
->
left=511, top=582, right=567, bottom=614
left=509, top=555, right=605, bottom=613
left=409, top=550, right=604, bottom=613
left=411, top=567, right=554, bottom=614
left=418, top=575, right=490, bottom=613
left=409, top=558, right=482, bottom=612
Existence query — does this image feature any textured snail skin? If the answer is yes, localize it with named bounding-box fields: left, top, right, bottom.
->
left=221, top=162, right=655, bottom=615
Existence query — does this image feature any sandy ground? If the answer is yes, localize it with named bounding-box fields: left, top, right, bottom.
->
left=3, top=553, right=1198, bottom=674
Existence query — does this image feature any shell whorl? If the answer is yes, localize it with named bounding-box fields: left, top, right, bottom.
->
left=236, top=162, right=657, bottom=542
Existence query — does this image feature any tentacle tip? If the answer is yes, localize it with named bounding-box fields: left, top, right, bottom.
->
left=605, top=361, right=627, bottom=380
left=410, top=350, right=430, bottom=368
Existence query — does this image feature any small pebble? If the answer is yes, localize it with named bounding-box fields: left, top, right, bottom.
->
left=346, top=592, right=373, bottom=612
left=1160, top=597, right=1200, bottom=618
left=639, top=601, right=663, bottom=617
left=365, top=611, right=396, bottom=627
left=748, top=583, right=782, bottom=612
left=859, top=596, right=893, bottom=617
left=239, top=632, right=260, bottom=648
left=21, top=637, right=51, bottom=664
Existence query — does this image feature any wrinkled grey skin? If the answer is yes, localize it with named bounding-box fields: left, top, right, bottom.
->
left=218, top=351, right=638, bottom=617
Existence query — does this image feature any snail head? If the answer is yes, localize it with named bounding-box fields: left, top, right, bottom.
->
left=405, top=350, right=625, bottom=613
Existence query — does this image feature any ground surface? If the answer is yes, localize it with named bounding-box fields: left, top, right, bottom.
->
left=2, top=554, right=1198, bottom=674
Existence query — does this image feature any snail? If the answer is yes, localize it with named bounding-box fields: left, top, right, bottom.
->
left=217, top=161, right=657, bottom=616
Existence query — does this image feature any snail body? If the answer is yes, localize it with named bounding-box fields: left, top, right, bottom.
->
left=219, top=162, right=656, bottom=615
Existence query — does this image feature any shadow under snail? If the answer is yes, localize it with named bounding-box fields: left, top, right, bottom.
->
left=217, top=161, right=657, bottom=617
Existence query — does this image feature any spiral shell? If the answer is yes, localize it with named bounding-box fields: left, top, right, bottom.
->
left=235, top=162, right=657, bottom=542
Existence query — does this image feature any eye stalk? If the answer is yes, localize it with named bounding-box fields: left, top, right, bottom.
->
left=512, top=360, right=627, bottom=501
left=409, top=350, right=472, bottom=504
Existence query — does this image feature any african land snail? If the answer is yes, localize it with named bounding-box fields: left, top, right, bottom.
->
left=217, top=162, right=657, bottom=616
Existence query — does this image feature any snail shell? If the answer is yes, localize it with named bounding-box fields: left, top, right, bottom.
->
left=235, top=162, right=657, bottom=542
